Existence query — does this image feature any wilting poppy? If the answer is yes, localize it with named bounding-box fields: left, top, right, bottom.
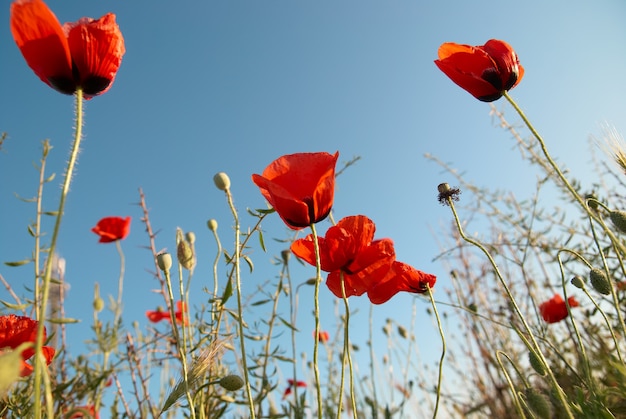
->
left=91, top=216, right=131, bottom=243
left=291, top=215, right=437, bottom=304
left=283, top=379, right=307, bottom=399
left=0, top=314, right=55, bottom=377
left=252, top=152, right=339, bottom=230
left=435, top=39, right=524, bottom=102
left=314, top=330, right=330, bottom=343
left=367, top=261, right=437, bottom=305
left=10, top=0, right=125, bottom=98
left=539, top=294, right=579, bottom=324
left=146, top=301, right=188, bottom=325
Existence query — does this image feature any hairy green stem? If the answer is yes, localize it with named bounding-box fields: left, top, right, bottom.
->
left=310, top=223, right=324, bottom=419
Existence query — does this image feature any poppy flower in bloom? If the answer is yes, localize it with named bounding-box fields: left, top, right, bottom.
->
left=434, top=39, right=524, bottom=102
left=291, top=215, right=437, bottom=304
left=0, top=314, right=55, bottom=377
left=314, top=330, right=330, bottom=343
left=91, top=216, right=131, bottom=243
left=10, top=0, right=125, bottom=98
left=283, top=379, right=307, bottom=399
left=539, top=294, right=580, bottom=324
left=252, top=152, right=339, bottom=230
left=146, top=301, right=188, bottom=325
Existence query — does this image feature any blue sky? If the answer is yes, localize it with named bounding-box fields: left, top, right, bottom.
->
left=2, top=0, right=626, bottom=414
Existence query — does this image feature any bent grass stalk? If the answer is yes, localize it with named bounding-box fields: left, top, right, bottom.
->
left=34, top=88, right=84, bottom=419
left=443, top=194, right=575, bottom=418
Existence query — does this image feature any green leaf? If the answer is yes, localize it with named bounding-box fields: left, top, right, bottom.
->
left=258, top=230, right=267, bottom=252
left=222, top=278, right=233, bottom=305
left=44, top=211, right=59, bottom=216
left=47, top=317, right=80, bottom=324
left=4, top=259, right=31, bottom=267
left=44, top=173, right=56, bottom=183
left=0, top=301, right=29, bottom=310
left=243, top=255, right=254, bottom=273
left=278, top=316, right=298, bottom=332
left=251, top=299, right=271, bottom=306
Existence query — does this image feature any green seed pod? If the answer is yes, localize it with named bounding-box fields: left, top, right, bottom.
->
left=213, top=172, right=231, bottom=191
left=157, top=253, right=173, bottom=272
left=528, top=350, right=546, bottom=376
left=207, top=219, right=218, bottom=232
left=93, top=297, right=105, bottom=313
left=570, top=275, right=586, bottom=289
left=219, top=374, right=244, bottom=391
left=590, top=268, right=611, bottom=295
left=610, top=210, right=626, bottom=234
left=524, top=388, right=552, bottom=419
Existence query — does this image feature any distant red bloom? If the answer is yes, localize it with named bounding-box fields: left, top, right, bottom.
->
left=283, top=379, right=307, bottom=399
left=291, top=215, right=437, bottom=304
left=91, top=216, right=131, bottom=243
left=252, top=152, right=339, bottom=230
left=0, top=314, right=55, bottom=377
left=10, top=0, right=125, bottom=98
left=68, top=405, right=99, bottom=419
left=435, top=39, right=524, bottom=102
left=539, top=294, right=580, bottom=324
left=146, top=301, right=188, bottom=325
left=314, top=330, right=330, bottom=343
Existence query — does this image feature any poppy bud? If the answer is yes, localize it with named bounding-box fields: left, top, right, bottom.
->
left=610, top=210, right=626, bottom=234
left=177, top=239, right=195, bottom=270
left=281, top=250, right=291, bottom=264
left=589, top=268, right=611, bottom=295
left=185, top=231, right=196, bottom=245
left=93, top=297, right=105, bottom=313
left=570, top=275, right=586, bottom=289
left=157, top=253, right=173, bottom=272
left=528, top=350, right=546, bottom=376
left=207, top=219, right=218, bottom=232
left=219, top=374, right=244, bottom=391
left=213, top=172, right=231, bottom=191
left=524, top=388, right=552, bottom=419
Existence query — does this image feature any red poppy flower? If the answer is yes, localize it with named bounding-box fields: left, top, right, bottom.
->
left=252, top=152, right=339, bottom=230
left=314, top=330, right=330, bottom=343
left=0, top=314, right=55, bottom=377
left=539, top=294, right=580, bottom=324
left=291, top=215, right=396, bottom=297
left=68, top=405, right=99, bottom=419
left=283, top=379, right=307, bottom=399
left=146, top=301, right=188, bottom=325
left=10, top=0, right=125, bottom=98
left=435, top=39, right=524, bottom=102
left=91, top=216, right=131, bottom=243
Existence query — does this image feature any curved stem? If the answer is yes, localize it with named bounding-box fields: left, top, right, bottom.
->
left=445, top=196, right=574, bottom=418
left=34, top=88, right=84, bottom=418
left=426, top=286, right=445, bottom=419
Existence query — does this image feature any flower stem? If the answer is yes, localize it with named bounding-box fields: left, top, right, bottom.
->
left=225, top=188, right=256, bottom=419
left=445, top=195, right=574, bottom=418
left=426, top=286, right=445, bottom=419
left=34, top=88, right=84, bottom=418
left=310, top=223, right=323, bottom=419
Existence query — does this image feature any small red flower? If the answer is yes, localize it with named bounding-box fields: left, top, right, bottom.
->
left=291, top=215, right=436, bottom=304
left=91, top=217, right=131, bottom=243
left=0, top=314, right=55, bottom=377
left=283, top=379, right=307, bottom=399
left=252, top=152, right=339, bottom=230
left=435, top=39, right=524, bottom=102
left=10, top=0, right=125, bottom=98
left=68, top=405, right=99, bottom=419
left=146, top=301, right=188, bottom=325
left=314, top=330, right=330, bottom=343
left=539, top=294, right=580, bottom=324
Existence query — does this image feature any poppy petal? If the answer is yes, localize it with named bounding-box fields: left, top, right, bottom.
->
left=367, top=262, right=437, bottom=305
left=66, top=13, right=125, bottom=97
left=10, top=0, right=74, bottom=94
